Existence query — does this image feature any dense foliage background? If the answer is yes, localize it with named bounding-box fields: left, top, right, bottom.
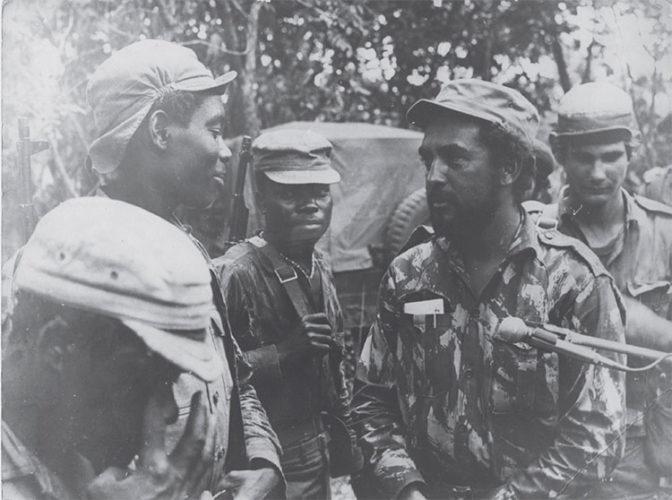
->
left=3, top=0, right=671, bottom=258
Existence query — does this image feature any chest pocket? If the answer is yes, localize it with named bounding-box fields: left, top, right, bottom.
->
left=401, top=296, right=453, bottom=394
left=490, top=339, right=559, bottom=421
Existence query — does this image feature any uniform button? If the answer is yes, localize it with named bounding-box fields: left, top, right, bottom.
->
left=464, top=369, right=474, bottom=379
left=215, top=447, right=225, bottom=460
left=213, top=391, right=220, bottom=405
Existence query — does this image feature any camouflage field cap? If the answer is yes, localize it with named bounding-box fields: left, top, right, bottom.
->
left=407, top=78, right=540, bottom=148
left=15, top=197, right=221, bottom=382
left=253, top=129, right=341, bottom=184
left=551, top=82, right=635, bottom=140
left=87, top=39, right=237, bottom=176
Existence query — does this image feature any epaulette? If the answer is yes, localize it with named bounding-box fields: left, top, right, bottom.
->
left=634, top=195, right=672, bottom=216
left=522, top=201, right=559, bottom=230
left=536, top=228, right=609, bottom=278
left=521, top=199, right=546, bottom=214
left=398, top=224, right=434, bottom=255
left=212, top=240, right=255, bottom=268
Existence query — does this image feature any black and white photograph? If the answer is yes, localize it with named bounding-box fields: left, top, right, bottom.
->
left=1, top=0, right=671, bottom=498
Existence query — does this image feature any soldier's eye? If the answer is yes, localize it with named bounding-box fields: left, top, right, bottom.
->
left=603, top=152, right=624, bottom=162
left=448, top=158, right=467, bottom=170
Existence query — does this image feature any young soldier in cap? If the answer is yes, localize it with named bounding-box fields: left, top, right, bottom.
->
left=2, top=197, right=222, bottom=499
left=352, top=79, right=627, bottom=499
left=545, top=81, right=672, bottom=497
left=85, top=40, right=282, bottom=498
left=215, top=129, right=354, bottom=499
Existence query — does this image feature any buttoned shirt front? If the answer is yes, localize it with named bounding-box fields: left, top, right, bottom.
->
left=354, top=212, right=626, bottom=498
left=171, top=226, right=283, bottom=481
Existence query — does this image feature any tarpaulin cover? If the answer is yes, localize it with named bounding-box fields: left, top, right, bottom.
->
left=242, top=122, right=426, bottom=272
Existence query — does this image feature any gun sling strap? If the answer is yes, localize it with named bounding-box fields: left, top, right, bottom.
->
left=248, top=236, right=361, bottom=476
left=249, top=236, right=317, bottom=317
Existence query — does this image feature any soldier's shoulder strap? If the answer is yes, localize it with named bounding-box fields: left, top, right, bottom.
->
left=214, top=239, right=256, bottom=270
left=536, top=227, right=609, bottom=278
left=634, top=195, right=672, bottom=217
left=522, top=200, right=559, bottom=230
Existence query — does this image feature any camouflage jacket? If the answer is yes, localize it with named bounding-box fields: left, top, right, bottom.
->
left=353, top=212, right=626, bottom=498
left=214, top=236, right=350, bottom=429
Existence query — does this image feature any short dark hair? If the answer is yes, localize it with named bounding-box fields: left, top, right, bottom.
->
left=480, top=123, right=536, bottom=203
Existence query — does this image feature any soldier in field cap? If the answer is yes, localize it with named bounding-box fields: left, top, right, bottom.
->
left=544, top=81, right=672, bottom=498
left=84, top=39, right=283, bottom=499
left=2, top=197, right=222, bottom=499
left=215, top=129, right=358, bottom=499
left=352, top=79, right=627, bottom=499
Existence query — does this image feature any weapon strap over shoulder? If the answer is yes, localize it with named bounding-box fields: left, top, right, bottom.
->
left=248, top=236, right=313, bottom=317
left=247, top=236, right=361, bottom=475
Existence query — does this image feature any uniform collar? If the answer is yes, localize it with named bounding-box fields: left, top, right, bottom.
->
left=558, top=186, right=640, bottom=228
left=439, top=209, right=541, bottom=264
left=509, top=209, right=543, bottom=259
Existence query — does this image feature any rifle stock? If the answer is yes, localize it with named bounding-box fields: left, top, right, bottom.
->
left=228, top=135, right=252, bottom=242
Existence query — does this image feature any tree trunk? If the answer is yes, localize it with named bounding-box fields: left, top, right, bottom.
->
left=547, top=19, right=571, bottom=92
left=240, top=1, right=262, bottom=138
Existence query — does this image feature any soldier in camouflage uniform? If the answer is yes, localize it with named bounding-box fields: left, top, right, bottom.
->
left=546, top=82, right=672, bottom=498
left=352, top=79, right=627, bottom=499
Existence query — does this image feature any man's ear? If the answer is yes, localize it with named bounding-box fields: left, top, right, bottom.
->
left=35, top=317, right=70, bottom=374
left=500, top=159, right=522, bottom=187
left=147, top=109, right=170, bottom=150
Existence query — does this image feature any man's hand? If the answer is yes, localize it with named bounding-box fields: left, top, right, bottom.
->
left=277, top=312, right=337, bottom=362
left=213, top=466, right=281, bottom=500
left=87, top=390, right=216, bottom=500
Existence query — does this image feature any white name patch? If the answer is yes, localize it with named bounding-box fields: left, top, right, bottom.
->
left=403, top=298, right=444, bottom=315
